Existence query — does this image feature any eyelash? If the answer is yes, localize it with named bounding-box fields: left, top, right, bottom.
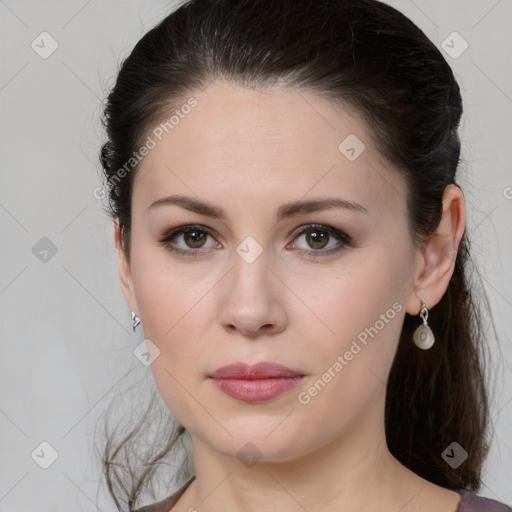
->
left=158, top=223, right=352, bottom=259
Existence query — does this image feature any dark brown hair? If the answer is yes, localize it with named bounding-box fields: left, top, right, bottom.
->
left=97, top=0, right=498, bottom=510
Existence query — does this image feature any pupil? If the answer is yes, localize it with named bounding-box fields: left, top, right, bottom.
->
left=185, top=231, right=205, bottom=248
left=307, top=230, right=328, bottom=249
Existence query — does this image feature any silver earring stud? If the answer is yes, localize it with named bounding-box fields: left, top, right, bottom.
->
left=413, top=302, right=435, bottom=349
left=131, top=311, right=141, bottom=331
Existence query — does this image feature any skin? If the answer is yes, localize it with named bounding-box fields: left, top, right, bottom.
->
left=114, top=81, right=466, bottom=512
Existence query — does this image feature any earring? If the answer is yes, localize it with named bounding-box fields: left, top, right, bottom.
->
left=413, top=302, right=435, bottom=350
left=131, top=311, right=141, bottom=332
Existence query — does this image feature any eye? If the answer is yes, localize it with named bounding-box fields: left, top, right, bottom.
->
left=158, top=223, right=352, bottom=259
left=287, top=224, right=351, bottom=257
left=158, top=224, right=220, bottom=258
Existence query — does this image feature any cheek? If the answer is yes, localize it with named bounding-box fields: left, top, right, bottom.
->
left=131, top=243, right=210, bottom=342
left=295, top=250, right=407, bottom=352
left=142, top=292, right=212, bottom=430
left=292, top=261, right=405, bottom=435
left=135, top=272, right=209, bottom=370
left=130, top=250, right=216, bottom=424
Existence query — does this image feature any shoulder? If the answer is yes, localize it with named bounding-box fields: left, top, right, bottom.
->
left=133, top=477, right=195, bottom=512
left=457, top=489, right=512, bottom=512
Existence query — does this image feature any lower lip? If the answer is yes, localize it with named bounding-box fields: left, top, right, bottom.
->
left=210, top=377, right=303, bottom=403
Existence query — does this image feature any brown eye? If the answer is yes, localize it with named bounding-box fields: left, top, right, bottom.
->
left=304, top=229, right=330, bottom=249
left=288, top=224, right=352, bottom=257
left=183, top=229, right=208, bottom=248
left=159, top=224, right=220, bottom=257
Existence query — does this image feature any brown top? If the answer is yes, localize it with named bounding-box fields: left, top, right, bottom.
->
left=134, top=477, right=512, bottom=512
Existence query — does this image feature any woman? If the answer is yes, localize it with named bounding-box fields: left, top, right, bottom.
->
left=98, top=0, right=512, bottom=511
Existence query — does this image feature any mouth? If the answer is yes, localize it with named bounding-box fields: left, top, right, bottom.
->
left=208, top=361, right=305, bottom=403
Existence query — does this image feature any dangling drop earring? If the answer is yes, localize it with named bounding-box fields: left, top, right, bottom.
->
left=413, top=302, right=435, bottom=350
left=131, top=311, right=141, bottom=332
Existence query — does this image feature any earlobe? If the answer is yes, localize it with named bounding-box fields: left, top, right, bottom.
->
left=113, top=219, right=138, bottom=314
left=406, top=184, right=466, bottom=315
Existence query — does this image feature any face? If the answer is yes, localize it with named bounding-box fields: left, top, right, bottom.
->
left=117, top=81, right=420, bottom=462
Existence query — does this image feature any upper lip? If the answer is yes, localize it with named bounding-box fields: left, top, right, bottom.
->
left=209, top=361, right=304, bottom=379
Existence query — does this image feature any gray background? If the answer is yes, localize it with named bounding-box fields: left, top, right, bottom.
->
left=0, top=0, right=511, bottom=510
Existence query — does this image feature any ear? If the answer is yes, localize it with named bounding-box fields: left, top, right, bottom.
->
left=405, top=184, right=466, bottom=315
left=113, top=218, right=139, bottom=315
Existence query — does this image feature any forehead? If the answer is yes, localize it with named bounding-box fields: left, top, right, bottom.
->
left=133, top=81, right=408, bottom=221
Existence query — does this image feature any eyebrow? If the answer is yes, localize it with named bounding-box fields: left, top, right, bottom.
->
left=147, top=194, right=368, bottom=221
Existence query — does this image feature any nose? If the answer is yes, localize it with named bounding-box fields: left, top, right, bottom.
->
left=218, top=246, right=288, bottom=338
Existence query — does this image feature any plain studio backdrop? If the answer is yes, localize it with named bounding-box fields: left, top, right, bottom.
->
left=0, top=1, right=511, bottom=510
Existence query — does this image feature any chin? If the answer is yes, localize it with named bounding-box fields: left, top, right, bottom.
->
left=203, top=418, right=311, bottom=463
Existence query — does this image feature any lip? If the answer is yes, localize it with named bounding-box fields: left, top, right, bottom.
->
left=208, top=361, right=305, bottom=403
left=209, top=361, right=304, bottom=379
